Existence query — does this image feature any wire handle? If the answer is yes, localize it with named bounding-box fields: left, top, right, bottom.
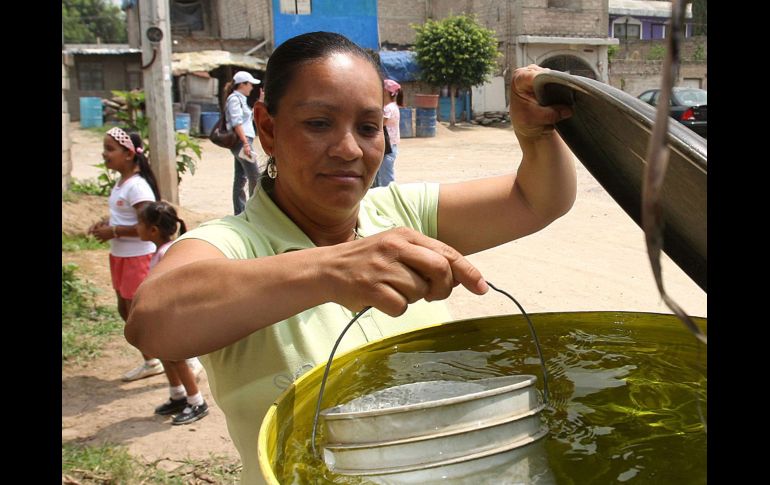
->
left=310, top=282, right=550, bottom=459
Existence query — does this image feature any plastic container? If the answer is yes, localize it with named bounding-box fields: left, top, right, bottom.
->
left=415, top=108, right=437, bottom=137
left=200, top=112, right=221, bottom=136
left=79, top=97, right=103, bottom=128
left=414, top=94, right=439, bottom=109
left=174, top=113, right=191, bottom=133
left=185, top=103, right=202, bottom=135
left=399, top=107, right=414, bottom=138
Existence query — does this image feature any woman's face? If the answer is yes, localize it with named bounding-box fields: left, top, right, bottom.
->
left=238, top=82, right=254, bottom=96
left=263, top=53, right=385, bottom=222
left=102, top=135, right=132, bottom=173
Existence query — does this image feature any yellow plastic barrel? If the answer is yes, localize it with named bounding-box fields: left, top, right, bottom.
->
left=258, top=311, right=706, bottom=483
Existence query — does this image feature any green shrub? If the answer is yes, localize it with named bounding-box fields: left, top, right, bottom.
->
left=646, top=45, right=666, bottom=61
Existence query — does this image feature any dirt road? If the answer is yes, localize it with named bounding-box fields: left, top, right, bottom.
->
left=63, top=121, right=706, bottom=469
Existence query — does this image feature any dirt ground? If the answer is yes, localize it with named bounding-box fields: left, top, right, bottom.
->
left=61, top=121, right=706, bottom=472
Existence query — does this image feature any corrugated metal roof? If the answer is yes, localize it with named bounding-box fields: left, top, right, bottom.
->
left=62, top=44, right=140, bottom=55
left=609, top=0, right=692, bottom=19
left=171, top=50, right=267, bottom=76
left=62, top=45, right=267, bottom=76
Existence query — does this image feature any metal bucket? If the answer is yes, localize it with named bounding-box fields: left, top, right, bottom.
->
left=324, top=406, right=546, bottom=473
left=321, top=375, right=539, bottom=443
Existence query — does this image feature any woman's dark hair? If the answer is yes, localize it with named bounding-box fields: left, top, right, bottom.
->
left=262, top=31, right=383, bottom=116
left=138, top=201, right=187, bottom=239
left=129, top=132, right=161, bottom=201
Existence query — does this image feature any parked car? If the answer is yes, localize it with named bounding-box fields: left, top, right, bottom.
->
left=637, top=87, right=707, bottom=138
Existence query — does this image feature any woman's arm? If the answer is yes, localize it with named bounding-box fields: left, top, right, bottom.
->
left=126, top=228, right=487, bottom=360
left=228, top=95, right=253, bottom=157
left=437, top=65, right=577, bottom=255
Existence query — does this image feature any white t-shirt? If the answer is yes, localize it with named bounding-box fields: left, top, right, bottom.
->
left=108, top=175, right=157, bottom=257
left=384, top=101, right=400, bottom=145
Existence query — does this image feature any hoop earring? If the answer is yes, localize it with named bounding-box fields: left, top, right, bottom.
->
left=267, top=156, right=278, bottom=179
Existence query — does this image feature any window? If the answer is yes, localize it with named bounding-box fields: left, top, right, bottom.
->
left=78, top=62, right=104, bottom=90
left=612, top=17, right=642, bottom=40
left=280, top=0, right=311, bottom=15
left=638, top=91, right=654, bottom=104
left=170, top=0, right=204, bottom=32
left=126, top=64, right=142, bottom=90
left=548, top=0, right=581, bottom=8
left=651, top=23, right=666, bottom=40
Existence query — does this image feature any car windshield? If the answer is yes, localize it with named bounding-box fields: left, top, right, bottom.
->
left=674, top=88, right=707, bottom=107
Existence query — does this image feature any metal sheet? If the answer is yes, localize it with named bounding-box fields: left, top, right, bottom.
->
left=171, top=50, right=266, bottom=76
left=533, top=71, right=706, bottom=291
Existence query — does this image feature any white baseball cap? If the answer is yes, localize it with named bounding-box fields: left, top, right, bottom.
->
left=233, top=71, right=261, bottom=85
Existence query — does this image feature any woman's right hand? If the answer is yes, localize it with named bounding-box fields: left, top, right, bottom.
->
left=323, top=227, right=488, bottom=316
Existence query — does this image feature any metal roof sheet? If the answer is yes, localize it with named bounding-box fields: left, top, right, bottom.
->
left=609, top=0, right=692, bottom=19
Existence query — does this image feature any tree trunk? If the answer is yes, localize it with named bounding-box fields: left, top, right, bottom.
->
left=449, top=84, right=456, bottom=127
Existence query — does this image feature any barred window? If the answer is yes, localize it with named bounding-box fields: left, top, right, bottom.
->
left=280, top=0, right=311, bottom=15
left=548, top=0, right=581, bottom=9
left=78, top=62, right=104, bottom=91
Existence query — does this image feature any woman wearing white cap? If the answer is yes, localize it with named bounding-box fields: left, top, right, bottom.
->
left=225, top=71, right=262, bottom=214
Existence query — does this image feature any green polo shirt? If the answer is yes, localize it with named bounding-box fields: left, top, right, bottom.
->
left=176, top=182, right=452, bottom=484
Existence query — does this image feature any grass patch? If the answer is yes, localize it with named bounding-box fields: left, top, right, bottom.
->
left=62, top=233, right=109, bottom=251
left=85, top=125, right=112, bottom=136
left=62, top=443, right=242, bottom=484
left=62, top=263, right=122, bottom=364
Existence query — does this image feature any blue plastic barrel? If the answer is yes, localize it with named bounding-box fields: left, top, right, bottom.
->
left=200, top=112, right=220, bottom=135
left=415, top=108, right=437, bottom=137
left=79, top=97, right=103, bottom=128
left=399, top=107, right=414, bottom=138
left=174, top=113, right=191, bottom=133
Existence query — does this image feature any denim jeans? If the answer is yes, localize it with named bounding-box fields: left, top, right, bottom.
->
left=373, top=144, right=397, bottom=188
left=230, top=136, right=260, bottom=215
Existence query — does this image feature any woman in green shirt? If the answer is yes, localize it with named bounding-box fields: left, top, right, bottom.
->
left=126, top=31, right=576, bottom=484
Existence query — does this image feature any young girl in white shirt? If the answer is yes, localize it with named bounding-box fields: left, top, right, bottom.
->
left=88, top=127, right=163, bottom=382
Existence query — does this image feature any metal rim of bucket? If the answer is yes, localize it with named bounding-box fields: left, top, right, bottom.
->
left=321, top=374, right=538, bottom=420
left=324, top=404, right=545, bottom=450
left=322, top=406, right=546, bottom=474
left=329, top=426, right=549, bottom=477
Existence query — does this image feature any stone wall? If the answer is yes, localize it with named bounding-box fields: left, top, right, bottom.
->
left=609, top=60, right=707, bottom=95
left=608, top=36, right=707, bottom=95
left=614, top=35, right=706, bottom=62
left=378, top=0, right=427, bottom=46
left=519, top=0, right=607, bottom=38
left=215, top=0, right=271, bottom=42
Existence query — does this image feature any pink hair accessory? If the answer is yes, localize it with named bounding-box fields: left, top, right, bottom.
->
left=136, top=147, right=144, bottom=154
left=106, top=127, right=136, bottom=152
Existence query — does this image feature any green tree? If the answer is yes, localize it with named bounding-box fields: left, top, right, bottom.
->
left=413, top=14, right=500, bottom=126
left=62, top=0, right=127, bottom=44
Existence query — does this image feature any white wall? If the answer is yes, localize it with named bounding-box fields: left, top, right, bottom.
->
left=471, top=76, right=508, bottom=114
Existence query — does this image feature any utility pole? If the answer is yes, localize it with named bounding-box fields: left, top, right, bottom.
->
left=138, top=0, right=178, bottom=204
